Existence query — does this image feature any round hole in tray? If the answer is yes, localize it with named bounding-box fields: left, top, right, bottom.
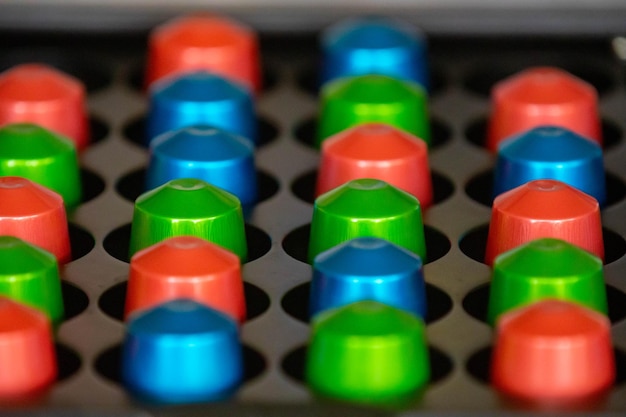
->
left=0, top=48, right=112, bottom=93
left=93, top=344, right=121, bottom=385
left=282, top=223, right=450, bottom=265
left=244, top=282, right=272, bottom=322
left=89, top=116, right=110, bottom=145
left=103, top=223, right=271, bottom=264
left=293, top=117, right=451, bottom=150
left=69, top=222, right=95, bottom=261
left=281, top=344, right=453, bottom=386
left=257, top=115, right=280, bottom=147
left=459, top=224, right=626, bottom=266
left=102, top=223, right=131, bottom=263
left=296, top=62, right=320, bottom=97
left=260, top=60, right=280, bottom=93
left=605, top=228, right=626, bottom=266
left=61, top=281, right=89, bottom=321
left=290, top=169, right=454, bottom=207
left=280, top=223, right=310, bottom=264
left=617, top=349, right=626, bottom=386
left=244, top=224, right=272, bottom=263
left=292, top=117, right=316, bottom=149
left=430, top=117, right=452, bottom=149
left=465, top=169, right=626, bottom=209
left=94, top=343, right=266, bottom=387
left=464, top=117, right=621, bottom=151
left=56, top=343, right=82, bottom=382
left=432, top=170, right=456, bottom=205
left=80, top=168, right=106, bottom=205
left=115, top=168, right=279, bottom=207
left=127, top=60, right=144, bottom=92
left=462, top=61, right=615, bottom=98
left=290, top=169, right=316, bottom=204
left=242, top=344, right=267, bottom=384
left=462, top=282, right=626, bottom=325
left=99, top=280, right=269, bottom=323
left=464, top=117, right=487, bottom=150
left=465, top=345, right=491, bottom=385
left=461, top=283, right=490, bottom=324
left=122, top=116, right=145, bottom=149
left=122, top=115, right=279, bottom=149
left=281, top=281, right=452, bottom=325
left=464, top=169, right=493, bottom=207
left=115, top=169, right=145, bottom=203
left=430, top=67, right=447, bottom=96
left=602, top=119, right=623, bottom=150
left=256, top=169, right=281, bottom=204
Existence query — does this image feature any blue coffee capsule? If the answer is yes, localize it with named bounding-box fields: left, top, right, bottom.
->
left=309, top=237, right=426, bottom=320
left=122, top=299, right=243, bottom=404
left=321, top=17, right=428, bottom=90
left=146, top=125, right=257, bottom=207
left=146, top=72, right=256, bottom=145
left=494, top=126, right=606, bottom=206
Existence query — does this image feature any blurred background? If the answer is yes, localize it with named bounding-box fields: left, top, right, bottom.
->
left=2, top=0, right=626, bottom=35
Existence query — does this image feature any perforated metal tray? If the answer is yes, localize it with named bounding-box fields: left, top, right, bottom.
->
left=2, top=30, right=626, bottom=416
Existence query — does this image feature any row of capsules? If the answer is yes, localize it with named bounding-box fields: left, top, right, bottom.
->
left=121, top=14, right=432, bottom=406
left=0, top=14, right=262, bottom=403
left=0, top=58, right=92, bottom=398
left=121, top=14, right=264, bottom=403
left=129, top=16, right=618, bottom=407
left=0, top=36, right=265, bottom=405
left=302, top=17, right=435, bottom=407
left=302, top=17, right=616, bottom=411
left=481, top=66, right=613, bottom=406
left=115, top=14, right=435, bottom=406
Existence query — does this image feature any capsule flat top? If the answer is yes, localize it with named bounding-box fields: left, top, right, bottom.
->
left=0, top=64, right=89, bottom=149
left=493, top=179, right=599, bottom=221
left=131, top=236, right=240, bottom=278
left=151, top=126, right=254, bottom=162
left=146, top=14, right=260, bottom=92
left=136, top=178, right=241, bottom=219
left=315, top=237, right=422, bottom=278
left=315, top=178, right=420, bottom=219
left=0, top=64, right=82, bottom=102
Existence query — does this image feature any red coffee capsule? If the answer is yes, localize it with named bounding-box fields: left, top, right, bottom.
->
left=145, top=14, right=261, bottom=93
left=485, top=179, right=603, bottom=266
left=0, top=297, right=57, bottom=397
left=316, top=123, right=433, bottom=208
left=125, top=236, right=246, bottom=324
left=492, top=300, right=614, bottom=401
left=0, top=64, right=89, bottom=150
left=487, top=67, right=600, bottom=152
left=0, top=177, right=70, bottom=264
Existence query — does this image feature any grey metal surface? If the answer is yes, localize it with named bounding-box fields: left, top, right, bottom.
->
left=2, top=2, right=626, bottom=34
